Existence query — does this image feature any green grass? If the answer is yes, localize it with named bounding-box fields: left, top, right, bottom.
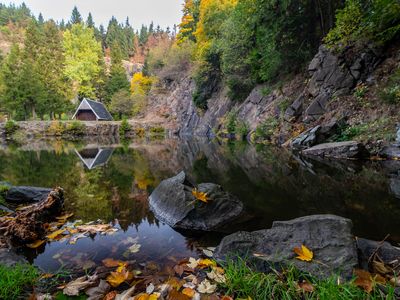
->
left=0, top=263, right=39, bottom=299
left=221, top=257, right=396, bottom=300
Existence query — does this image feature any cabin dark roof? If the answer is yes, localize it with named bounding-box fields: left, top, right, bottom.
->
left=85, top=99, right=113, bottom=120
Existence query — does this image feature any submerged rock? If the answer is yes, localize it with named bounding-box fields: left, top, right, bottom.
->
left=0, top=249, right=27, bottom=267
left=301, top=141, right=369, bottom=159
left=214, top=214, right=357, bottom=279
left=5, top=186, right=52, bottom=203
left=149, top=172, right=244, bottom=231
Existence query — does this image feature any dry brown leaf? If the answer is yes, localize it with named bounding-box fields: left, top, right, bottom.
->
left=104, top=291, right=117, bottom=300
left=27, top=240, right=45, bottom=249
left=197, top=279, right=217, bottom=294
left=85, top=279, right=111, bottom=299
left=354, top=269, right=373, bottom=293
left=221, top=296, right=234, bottom=300
left=174, top=264, right=184, bottom=276
left=102, top=258, right=126, bottom=268
left=372, top=261, right=391, bottom=275
left=293, top=245, right=313, bottom=262
left=298, top=281, right=314, bottom=293
left=182, top=287, right=195, bottom=297
left=63, top=274, right=98, bottom=296
left=167, top=289, right=191, bottom=300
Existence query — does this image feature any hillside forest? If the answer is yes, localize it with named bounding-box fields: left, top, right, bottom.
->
left=0, top=0, right=399, bottom=121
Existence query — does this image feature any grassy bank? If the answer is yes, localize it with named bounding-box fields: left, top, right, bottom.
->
left=0, top=263, right=39, bottom=299
left=221, top=258, right=397, bottom=300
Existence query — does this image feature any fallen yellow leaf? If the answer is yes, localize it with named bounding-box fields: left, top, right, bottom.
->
left=106, top=267, right=133, bottom=288
left=354, top=269, right=373, bottom=293
left=198, top=258, right=217, bottom=268
left=192, top=188, right=209, bottom=203
left=293, top=245, right=313, bottom=262
left=182, top=287, right=195, bottom=297
left=46, top=229, right=65, bottom=240
left=27, top=240, right=45, bottom=249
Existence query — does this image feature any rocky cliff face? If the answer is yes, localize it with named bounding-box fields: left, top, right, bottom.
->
left=144, top=43, right=395, bottom=144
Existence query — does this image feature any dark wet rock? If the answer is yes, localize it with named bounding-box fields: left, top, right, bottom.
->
left=304, top=45, right=381, bottom=121
left=357, top=238, right=400, bottom=269
left=0, top=205, right=13, bottom=214
left=149, top=172, right=244, bottom=231
left=214, top=215, right=357, bottom=279
left=0, top=249, right=28, bottom=267
left=5, top=186, right=52, bottom=203
left=301, top=141, right=369, bottom=159
left=291, top=119, right=346, bottom=150
left=379, top=145, right=400, bottom=160
left=284, top=95, right=304, bottom=121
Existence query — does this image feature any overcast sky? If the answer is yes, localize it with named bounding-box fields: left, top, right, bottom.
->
left=3, top=0, right=184, bottom=30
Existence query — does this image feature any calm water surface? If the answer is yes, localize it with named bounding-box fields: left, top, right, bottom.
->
left=1, top=138, right=400, bottom=273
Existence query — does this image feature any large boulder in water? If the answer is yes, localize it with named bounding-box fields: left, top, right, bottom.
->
left=5, top=186, right=52, bottom=203
left=149, top=172, right=244, bottom=231
left=301, top=141, right=369, bottom=159
left=214, top=215, right=358, bottom=279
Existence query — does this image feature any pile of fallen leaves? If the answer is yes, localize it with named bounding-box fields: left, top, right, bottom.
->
left=25, top=213, right=119, bottom=249
left=33, top=247, right=237, bottom=300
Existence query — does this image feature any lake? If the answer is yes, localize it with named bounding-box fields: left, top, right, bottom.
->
left=0, top=138, right=399, bottom=273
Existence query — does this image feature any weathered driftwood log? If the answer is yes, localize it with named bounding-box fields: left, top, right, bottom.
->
left=0, top=187, right=64, bottom=244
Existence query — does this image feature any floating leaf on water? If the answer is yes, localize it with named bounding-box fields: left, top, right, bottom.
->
left=106, top=266, right=133, bottom=288
left=27, top=240, right=45, bottom=249
left=128, top=243, right=141, bottom=253
left=115, top=285, right=136, bottom=300
left=46, top=229, right=66, bottom=240
left=293, top=245, right=313, bottom=262
left=102, top=258, right=126, bottom=268
left=104, top=291, right=118, bottom=300
left=134, top=293, right=159, bottom=300
left=69, top=233, right=87, bottom=244
left=56, top=213, right=74, bottom=221
left=197, top=279, right=217, bottom=294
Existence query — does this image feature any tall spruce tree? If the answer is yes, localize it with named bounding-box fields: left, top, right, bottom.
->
left=70, top=6, right=82, bottom=24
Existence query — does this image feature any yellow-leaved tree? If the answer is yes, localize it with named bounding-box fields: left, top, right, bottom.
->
left=130, top=73, right=154, bottom=116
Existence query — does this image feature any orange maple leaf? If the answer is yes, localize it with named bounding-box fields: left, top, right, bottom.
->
left=192, top=188, right=209, bottom=203
left=293, top=244, right=313, bottom=262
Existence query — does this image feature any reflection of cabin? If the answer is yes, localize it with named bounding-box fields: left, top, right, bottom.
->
left=75, top=147, right=114, bottom=170
left=72, top=98, right=113, bottom=121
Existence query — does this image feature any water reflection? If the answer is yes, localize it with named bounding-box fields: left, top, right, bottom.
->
left=0, top=138, right=400, bottom=272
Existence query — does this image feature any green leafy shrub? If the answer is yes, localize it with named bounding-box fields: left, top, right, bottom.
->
left=380, top=68, right=400, bottom=104
left=119, top=118, right=131, bottom=136
left=325, top=0, right=400, bottom=49
left=226, top=112, right=237, bottom=135
left=0, top=263, right=39, bottom=299
left=236, top=121, right=249, bottom=140
left=4, top=120, right=19, bottom=135
left=254, top=117, right=279, bottom=141
left=324, top=0, right=363, bottom=48
left=149, top=126, right=165, bottom=136
left=65, top=121, right=85, bottom=136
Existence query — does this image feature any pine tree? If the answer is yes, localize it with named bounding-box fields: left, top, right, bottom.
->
left=105, top=42, right=130, bottom=103
left=38, top=12, right=44, bottom=24
left=70, top=6, right=82, bottom=24
left=86, top=12, right=95, bottom=28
